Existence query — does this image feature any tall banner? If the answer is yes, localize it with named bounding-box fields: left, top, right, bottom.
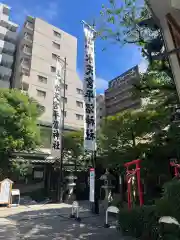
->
left=51, top=59, right=63, bottom=157
left=83, top=24, right=96, bottom=152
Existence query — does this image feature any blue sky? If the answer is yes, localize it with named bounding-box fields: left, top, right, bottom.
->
left=4, top=0, right=147, bottom=93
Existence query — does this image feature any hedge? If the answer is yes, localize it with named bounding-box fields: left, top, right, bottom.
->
left=118, top=179, right=180, bottom=239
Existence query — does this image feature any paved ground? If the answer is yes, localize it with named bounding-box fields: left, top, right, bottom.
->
left=0, top=203, right=131, bottom=240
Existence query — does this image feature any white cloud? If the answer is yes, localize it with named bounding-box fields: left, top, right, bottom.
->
left=138, top=58, right=148, bottom=73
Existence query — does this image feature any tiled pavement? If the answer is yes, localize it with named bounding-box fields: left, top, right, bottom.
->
left=0, top=203, right=133, bottom=240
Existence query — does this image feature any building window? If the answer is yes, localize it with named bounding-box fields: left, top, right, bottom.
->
left=21, top=57, right=30, bottom=67
left=37, top=89, right=46, bottom=98
left=76, top=101, right=83, bottom=108
left=61, top=110, right=67, bottom=117
left=38, top=75, right=47, bottom=84
left=24, top=32, right=33, bottom=42
left=61, top=97, right=67, bottom=103
left=61, top=83, right=68, bottom=90
left=76, top=114, right=83, bottom=120
left=52, top=53, right=59, bottom=60
left=25, top=21, right=33, bottom=30
left=53, top=30, right=61, bottom=38
left=51, top=66, right=56, bottom=72
left=52, top=41, right=60, bottom=49
left=76, top=88, right=83, bottom=94
left=23, top=45, right=32, bottom=54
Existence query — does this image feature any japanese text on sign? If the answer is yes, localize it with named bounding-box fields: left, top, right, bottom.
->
left=51, top=59, right=63, bottom=157
left=83, top=25, right=96, bottom=151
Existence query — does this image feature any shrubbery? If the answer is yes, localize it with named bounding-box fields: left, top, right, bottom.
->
left=118, top=179, right=180, bottom=239
left=118, top=205, right=159, bottom=239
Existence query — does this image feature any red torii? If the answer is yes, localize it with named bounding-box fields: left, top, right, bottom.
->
left=170, top=160, right=180, bottom=177
left=124, top=159, right=144, bottom=209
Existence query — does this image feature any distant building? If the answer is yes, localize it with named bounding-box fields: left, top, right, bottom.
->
left=0, top=4, right=18, bottom=88
left=96, top=94, right=106, bottom=130
left=105, top=66, right=141, bottom=116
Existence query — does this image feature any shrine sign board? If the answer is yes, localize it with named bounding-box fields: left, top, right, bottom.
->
left=0, top=178, right=13, bottom=206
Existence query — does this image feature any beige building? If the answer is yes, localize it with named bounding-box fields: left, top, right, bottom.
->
left=146, top=0, right=180, bottom=100
left=0, top=3, right=18, bottom=88
left=96, top=94, right=106, bottom=130
left=13, top=16, right=84, bottom=136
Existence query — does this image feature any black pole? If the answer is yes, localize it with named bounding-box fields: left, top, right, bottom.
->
left=58, top=57, right=67, bottom=202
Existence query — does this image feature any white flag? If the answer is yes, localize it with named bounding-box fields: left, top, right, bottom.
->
left=83, top=24, right=96, bottom=152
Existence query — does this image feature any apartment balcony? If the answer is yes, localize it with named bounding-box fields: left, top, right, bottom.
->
left=21, top=81, right=29, bottom=94
left=0, top=17, right=18, bottom=33
left=22, top=45, right=32, bottom=56
left=0, top=65, right=12, bottom=79
left=21, top=62, right=30, bottom=71
left=2, top=4, right=10, bottom=16
left=0, top=53, right=13, bottom=68
left=0, top=39, right=15, bottom=55
left=0, top=26, right=17, bottom=44
left=20, top=60, right=30, bottom=76
left=0, top=79, right=10, bottom=88
left=25, top=21, right=34, bottom=32
left=24, top=32, right=33, bottom=44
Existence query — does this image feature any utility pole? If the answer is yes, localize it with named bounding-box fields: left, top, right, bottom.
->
left=58, top=57, right=67, bottom=202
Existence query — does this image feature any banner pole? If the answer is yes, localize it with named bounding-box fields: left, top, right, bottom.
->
left=82, top=20, right=98, bottom=214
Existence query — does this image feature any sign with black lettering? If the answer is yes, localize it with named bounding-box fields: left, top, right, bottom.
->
left=51, top=59, right=63, bottom=157
left=83, top=25, right=96, bottom=151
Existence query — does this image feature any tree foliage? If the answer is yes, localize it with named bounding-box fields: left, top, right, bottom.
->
left=96, top=0, right=180, bottom=185
left=63, top=130, right=83, bottom=158
left=0, top=89, right=41, bottom=171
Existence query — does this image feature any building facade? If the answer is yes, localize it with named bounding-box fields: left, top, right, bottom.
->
left=96, top=94, right=106, bottom=130
left=13, top=17, right=84, bottom=134
left=105, top=66, right=141, bottom=116
left=146, top=0, right=180, bottom=100
left=0, top=4, right=18, bottom=88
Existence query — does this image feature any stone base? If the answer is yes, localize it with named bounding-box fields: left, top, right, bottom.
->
left=64, top=193, right=76, bottom=204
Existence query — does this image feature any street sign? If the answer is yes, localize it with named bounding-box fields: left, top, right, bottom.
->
left=89, top=168, right=95, bottom=202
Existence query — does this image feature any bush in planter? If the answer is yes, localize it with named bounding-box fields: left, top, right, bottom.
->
left=118, top=205, right=159, bottom=239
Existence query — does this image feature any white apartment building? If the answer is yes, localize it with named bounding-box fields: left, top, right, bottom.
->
left=96, top=94, right=106, bottom=130
left=13, top=16, right=84, bottom=137
left=0, top=3, right=18, bottom=88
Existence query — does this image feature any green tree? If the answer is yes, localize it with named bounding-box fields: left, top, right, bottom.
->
left=63, top=130, right=83, bottom=158
left=0, top=89, right=42, bottom=175
left=62, top=130, right=90, bottom=170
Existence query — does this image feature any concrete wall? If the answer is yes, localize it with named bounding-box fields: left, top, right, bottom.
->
left=147, top=0, right=180, bottom=100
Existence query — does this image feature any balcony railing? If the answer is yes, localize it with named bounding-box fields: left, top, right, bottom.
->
left=23, top=46, right=32, bottom=55
left=24, top=33, right=33, bottom=43
left=25, top=22, right=34, bottom=31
